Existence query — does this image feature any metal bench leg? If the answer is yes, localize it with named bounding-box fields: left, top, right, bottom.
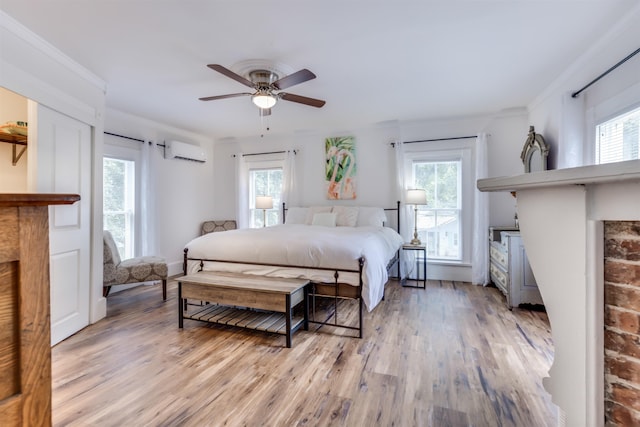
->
left=286, top=294, right=292, bottom=348
left=178, top=281, right=184, bottom=328
left=303, top=285, right=309, bottom=331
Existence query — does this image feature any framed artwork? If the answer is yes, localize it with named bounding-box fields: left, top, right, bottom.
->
left=325, top=136, right=357, bottom=200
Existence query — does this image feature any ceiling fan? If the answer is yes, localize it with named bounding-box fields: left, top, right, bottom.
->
left=199, top=64, right=326, bottom=116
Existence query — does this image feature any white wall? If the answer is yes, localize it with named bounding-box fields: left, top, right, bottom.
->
left=214, top=115, right=529, bottom=219
left=0, top=87, right=28, bottom=191
left=486, top=111, right=530, bottom=226
left=528, top=5, right=640, bottom=168
left=212, top=111, right=529, bottom=281
left=213, top=122, right=399, bottom=219
left=105, top=109, right=215, bottom=276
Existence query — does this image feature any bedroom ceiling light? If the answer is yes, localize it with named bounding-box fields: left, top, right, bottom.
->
left=252, top=92, right=277, bottom=109
left=406, top=189, right=427, bottom=245
left=256, top=196, right=274, bottom=227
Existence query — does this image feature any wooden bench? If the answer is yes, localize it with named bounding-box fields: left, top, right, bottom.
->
left=178, top=272, right=310, bottom=348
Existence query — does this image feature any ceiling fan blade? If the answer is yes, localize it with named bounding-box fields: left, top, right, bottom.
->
left=272, top=69, right=316, bottom=90
left=280, top=92, right=326, bottom=108
left=207, top=64, right=255, bottom=88
left=199, top=92, right=252, bottom=101
left=259, top=108, right=272, bottom=117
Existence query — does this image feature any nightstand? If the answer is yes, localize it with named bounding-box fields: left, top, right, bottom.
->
left=401, top=244, right=426, bottom=289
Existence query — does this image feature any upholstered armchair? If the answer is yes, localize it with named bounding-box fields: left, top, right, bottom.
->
left=103, top=230, right=169, bottom=300
left=201, top=220, right=237, bottom=235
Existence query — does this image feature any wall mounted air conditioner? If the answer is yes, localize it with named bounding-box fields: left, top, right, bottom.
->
left=165, top=140, right=207, bottom=163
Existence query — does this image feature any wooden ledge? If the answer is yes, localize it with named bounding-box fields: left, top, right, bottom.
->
left=0, top=193, right=80, bottom=207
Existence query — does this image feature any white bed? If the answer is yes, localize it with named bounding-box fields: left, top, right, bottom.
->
left=184, top=223, right=403, bottom=311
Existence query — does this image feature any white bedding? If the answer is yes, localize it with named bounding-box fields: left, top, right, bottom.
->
left=184, top=224, right=403, bottom=311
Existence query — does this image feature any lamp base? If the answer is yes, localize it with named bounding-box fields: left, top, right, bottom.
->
left=411, top=206, right=422, bottom=246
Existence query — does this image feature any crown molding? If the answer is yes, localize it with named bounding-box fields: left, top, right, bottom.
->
left=528, top=3, right=640, bottom=112
left=1, top=10, right=106, bottom=92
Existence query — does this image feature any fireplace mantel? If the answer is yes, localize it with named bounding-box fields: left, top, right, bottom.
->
left=478, top=158, right=640, bottom=191
left=478, top=159, right=640, bottom=427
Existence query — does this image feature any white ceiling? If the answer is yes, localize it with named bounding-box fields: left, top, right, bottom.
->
left=1, top=1, right=637, bottom=139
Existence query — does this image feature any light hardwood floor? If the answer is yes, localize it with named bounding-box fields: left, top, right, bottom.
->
left=52, top=279, right=557, bottom=426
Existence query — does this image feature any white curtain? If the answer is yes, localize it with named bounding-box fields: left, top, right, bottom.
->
left=394, top=141, right=414, bottom=278
left=471, top=133, right=489, bottom=285
left=281, top=150, right=298, bottom=219
left=140, top=140, right=158, bottom=255
left=394, top=141, right=411, bottom=240
left=236, top=154, right=250, bottom=229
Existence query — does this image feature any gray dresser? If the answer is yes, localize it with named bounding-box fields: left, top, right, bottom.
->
left=489, top=227, right=543, bottom=309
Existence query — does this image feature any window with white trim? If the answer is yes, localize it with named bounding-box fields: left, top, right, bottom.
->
left=103, top=157, right=136, bottom=258
left=596, top=105, right=640, bottom=164
left=412, top=159, right=462, bottom=260
left=249, top=167, right=282, bottom=227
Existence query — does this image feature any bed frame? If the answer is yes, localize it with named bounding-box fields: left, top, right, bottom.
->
left=183, top=202, right=400, bottom=338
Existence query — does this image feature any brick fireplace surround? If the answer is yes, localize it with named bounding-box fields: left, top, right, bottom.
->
left=478, top=159, right=640, bottom=427
left=604, top=221, right=640, bottom=425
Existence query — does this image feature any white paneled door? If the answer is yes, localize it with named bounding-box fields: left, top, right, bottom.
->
left=34, top=105, right=91, bottom=345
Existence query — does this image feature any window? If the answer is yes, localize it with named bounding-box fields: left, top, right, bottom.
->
left=596, top=105, right=640, bottom=164
left=103, top=157, right=136, bottom=258
left=412, top=159, right=462, bottom=261
left=249, top=167, right=282, bottom=227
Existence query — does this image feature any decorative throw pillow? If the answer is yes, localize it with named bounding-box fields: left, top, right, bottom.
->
left=285, top=207, right=309, bottom=224
left=332, top=206, right=359, bottom=227
left=305, top=206, right=332, bottom=225
left=356, top=207, right=387, bottom=227
left=311, top=212, right=337, bottom=227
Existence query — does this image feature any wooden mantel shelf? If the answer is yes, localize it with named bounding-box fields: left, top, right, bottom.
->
left=0, top=193, right=80, bottom=207
left=478, top=158, right=640, bottom=192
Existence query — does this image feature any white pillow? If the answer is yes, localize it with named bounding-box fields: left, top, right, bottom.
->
left=305, top=206, right=332, bottom=225
left=356, top=207, right=387, bottom=227
left=332, top=206, right=359, bottom=227
left=285, top=207, right=308, bottom=224
left=311, top=212, right=337, bottom=227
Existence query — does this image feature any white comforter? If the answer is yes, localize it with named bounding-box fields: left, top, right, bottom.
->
left=184, top=224, right=403, bottom=311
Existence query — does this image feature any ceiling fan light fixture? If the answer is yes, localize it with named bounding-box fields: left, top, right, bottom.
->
left=252, top=93, right=277, bottom=109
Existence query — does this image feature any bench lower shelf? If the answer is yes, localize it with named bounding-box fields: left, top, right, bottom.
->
left=183, top=304, right=305, bottom=337
left=178, top=273, right=310, bottom=347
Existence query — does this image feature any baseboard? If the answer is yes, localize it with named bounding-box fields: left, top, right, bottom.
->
left=168, top=261, right=183, bottom=277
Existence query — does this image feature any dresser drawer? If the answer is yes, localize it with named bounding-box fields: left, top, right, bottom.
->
left=490, top=244, right=508, bottom=270
left=490, top=262, right=508, bottom=293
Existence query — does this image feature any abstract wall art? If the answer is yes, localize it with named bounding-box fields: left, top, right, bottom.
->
left=325, top=136, right=356, bottom=200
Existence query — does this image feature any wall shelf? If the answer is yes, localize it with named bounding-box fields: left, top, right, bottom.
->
left=0, top=132, right=27, bottom=165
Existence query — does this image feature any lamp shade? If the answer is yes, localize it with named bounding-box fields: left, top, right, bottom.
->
left=252, top=94, right=277, bottom=109
left=255, top=196, right=273, bottom=210
left=406, top=189, right=427, bottom=205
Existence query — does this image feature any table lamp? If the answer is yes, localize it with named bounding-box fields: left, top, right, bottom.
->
left=406, top=189, right=427, bottom=245
left=255, top=196, right=273, bottom=227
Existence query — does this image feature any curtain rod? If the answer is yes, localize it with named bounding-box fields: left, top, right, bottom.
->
left=104, top=131, right=145, bottom=143
left=104, top=132, right=165, bottom=147
left=391, top=135, right=477, bottom=147
left=232, top=149, right=297, bottom=158
left=571, top=47, right=640, bottom=98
